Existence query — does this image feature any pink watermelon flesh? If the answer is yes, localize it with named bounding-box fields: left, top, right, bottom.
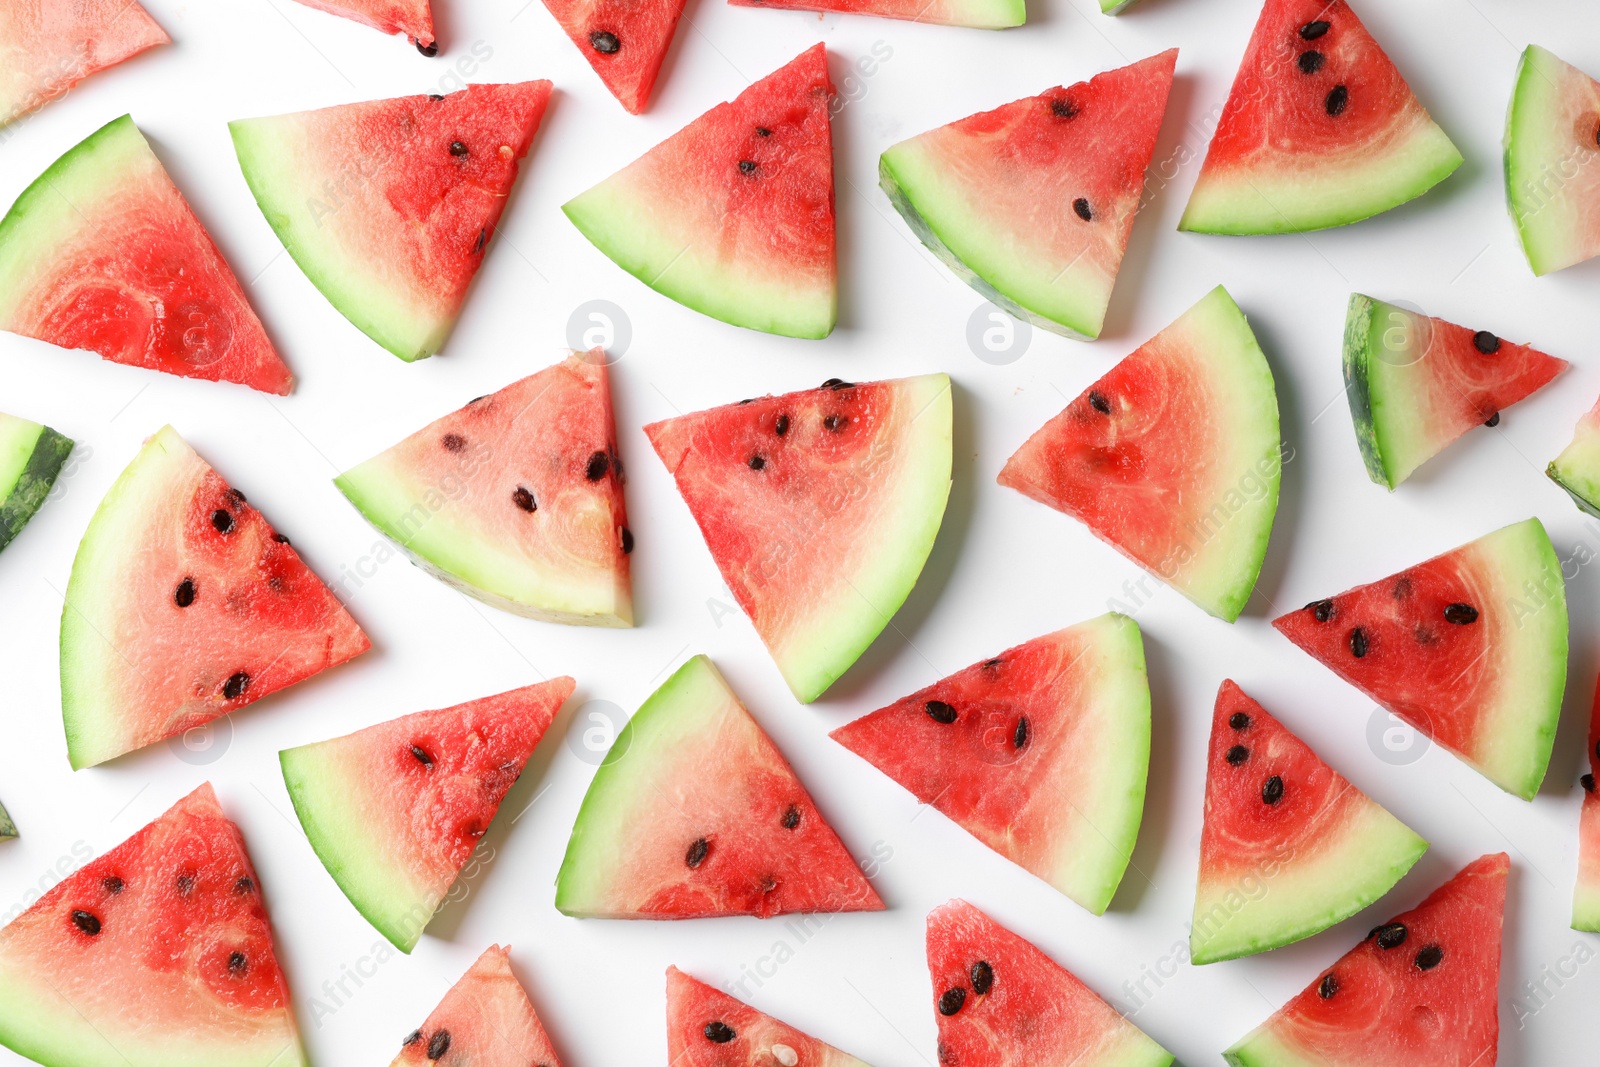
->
left=287, top=0, right=435, bottom=49
left=391, top=946, right=563, bottom=1066
left=0, top=0, right=168, bottom=127
left=1225, top=853, right=1508, bottom=1067
left=1574, top=676, right=1600, bottom=931
left=0, top=784, right=308, bottom=1067
left=667, top=967, right=870, bottom=1067
left=730, top=0, right=1023, bottom=29
left=540, top=0, right=687, bottom=113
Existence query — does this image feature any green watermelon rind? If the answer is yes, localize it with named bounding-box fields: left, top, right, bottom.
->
left=1100, top=0, right=1140, bottom=12
left=1342, top=293, right=1406, bottom=489
left=0, top=416, right=72, bottom=553
left=0, top=797, right=14, bottom=839
left=1504, top=45, right=1600, bottom=277
left=1222, top=1030, right=1315, bottom=1067
left=1575, top=881, right=1600, bottom=933
left=1547, top=414, right=1600, bottom=519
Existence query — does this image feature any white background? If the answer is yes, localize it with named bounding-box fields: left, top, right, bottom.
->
left=0, top=0, right=1597, bottom=1063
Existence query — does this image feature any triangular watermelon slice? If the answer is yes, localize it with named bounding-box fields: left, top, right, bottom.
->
left=391, top=946, right=563, bottom=1066
left=998, top=286, right=1280, bottom=622
left=645, top=374, right=951, bottom=702
left=0, top=411, right=73, bottom=554
left=565, top=45, right=837, bottom=339
left=334, top=349, right=632, bottom=625
left=231, top=82, right=551, bottom=362
left=1548, top=392, right=1600, bottom=519
left=0, top=116, right=292, bottom=394
left=1225, top=853, right=1509, bottom=1067
left=281, top=678, right=572, bottom=952
left=0, top=0, right=168, bottom=127
left=928, top=899, right=1173, bottom=1067
left=1274, top=518, right=1567, bottom=800
left=1344, top=294, right=1566, bottom=489
left=730, top=0, right=1023, bottom=29
left=880, top=50, right=1175, bottom=339
left=1574, top=675, right=1600, bottom=931
left=832, top=614, right=1150, bottom=915
left=540, top=0, right=687, bottom=113
left=1506, top=46, right=1600, bottom=276
left=1192, top=681, right=1427, bottom=965
left=668, top=967, right=872, bottom=1067
left=61, top=426, right=370, bottom=769
left=556, top=655, right=884, bottom=918
left=0, top=784, right=309, bottom=1067
left=286, top=0, right=435, bottom=52
left=1179, top=0, right=1462, bottom=234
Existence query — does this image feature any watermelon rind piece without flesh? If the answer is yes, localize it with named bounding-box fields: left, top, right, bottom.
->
left=1179, top=0, right=1462, bottom=235
left=668, top=967, right=872, bottom=1067
left=564, top=44, right=837, bottom=339
left=646, top=374, right=951, bottom=703
left=1505, top=45, right=1600, bottom=277
left=1100, top=0, right=1140, bottom=11
left=1547, top=393, right=1600, bottom=519
left=1343, top=294, right=1567, bottom=489
left=231, top=82, right=551, bottom=362
left=0, top=784, right=309, bottom=1067
left=833, top=614, right=1151, bottom=915
left=928, top=900, right=1173, bottom=1067
left=1191, top=681, right=1427, bottom=966
left=281, top=678, right=572, bottom=952
left=0, top=797, right=13, bottom=840
left=540, top=0, right=688, bottom=113
left=999, top=285, right=1280, bottom=622
left=334, top=349, right=633, bottom=625
left=1574, top=676, right=1600, bottom=931
left=286, top=0, right=435, bottom=50
left=729, top=0, right=1023, bottom=29
left=391, top=946, right=563, bottom=1066
left=0, top=412, right=73, bottom=554
left=0, top=0, right=168, bottom=127
left=1224, top=853, right=1508, bottom=1067
left=1273, top=518, right=1566, bottom=800
left=61, top=426, right=370, bottom=768
left=880, top=51, right=1175, bottom=339
left=556, top=655, right=884, bottom=919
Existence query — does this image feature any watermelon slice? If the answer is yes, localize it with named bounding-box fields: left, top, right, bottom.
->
left=565, top=45, right=836, bottom=339
left=1273, top=518, right=1566, bottom=800
left=1179, top=0, right=1462, bottom=234
left=0, top=797, right=13, bottom=840
left=540, top=0, right=686, bottom=113
left=0, top=116, right=292, bottom=394
left=1574, top=676, right=1600, bottom=931
left=1224, top=853, right=1509, bottom=1067
left=668, top=967, right=871, bottom=1067
left=61, top=426, right=370, bottom=769
left=231, top=82, right=552, bottom=362
left=286, top=0, right=435, bottom=52
left=1100, top=0, right=1139, bottom=11
left=334, top=349, right=632, bottom=625
left=998, top=286, right=1280, bottom=622
left=391, top=946, right=563, bottom=1066
left=645, top=374, right=951, bottom=703
left=1547, top=392, right=1600, bottom=519
left=1344, top=294, right=1566, bottom=489
left=556, top=655, right=883, bottom=919
left=1192, top=681, right=1427, bottom=965
left=832, top=614, right=1150, bottom=915
left=928, top=899, right=1173, bottom=1067
left=730, top=0, right=1023, bottom=29
left=0, top=412, right=73, bottom=554
left=1506, top=46, right=1600, bottom=276
left=0, top=784, right=308, bottom=1067
left=0, top=0, right=168, bottom=127
left=880, top=51, right=1175, bottom=339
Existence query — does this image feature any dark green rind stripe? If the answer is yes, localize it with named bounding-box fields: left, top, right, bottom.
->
left=1547, top=463, right=1600, bottom=519
left=0, top=426, right=72, bottom=552
left=0, top=798, right=14, bottom=839
left=1341, top=293, right=1391, bottom=488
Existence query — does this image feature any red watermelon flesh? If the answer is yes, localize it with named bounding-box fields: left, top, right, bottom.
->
left=1574, top=676, right=1600, bottom=931
left=392, top=946, right=563, bottom=1066
left=0, top=784, right=309, bottom=1067
left=1224, top=853, right=1509, bottom=1067
left=540, top=0, right=687, bottom=114
left=0, top=0, right=168, bottom=127
left=287, top=0, right=435, bottom=50
left=667, top=967, right=871, bottom=1067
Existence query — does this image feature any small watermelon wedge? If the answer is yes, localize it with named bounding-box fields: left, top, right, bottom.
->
left=1506, top=46, right=1600, bottom=276
left=999, top=286, right=1280, bottom=622
left=668, top=967, right=872, bottom=1067
left=1574, top=676, right=1600, bottom=931
left=0, top=784, right=308, bottom=1067
left=1224, top=853, right=1509, bottom=1067
left=0, top=116, right=292, bottom=394
left=0, top=797, right=13, bottom=840
left=1547, top=392, right=1600, bottom=518
left=646, top=375, right=951, bottom=703
left=1192, top=681, right=1427, bottom=965
left=565, top=45, right=836, bottom=338
left=286, top=0, right=435, bottom=52
left=0, top=412, right=73, bottom=554
left=556, top=655, right=883, bottom=919
left=730, top=0, right=1023, bottom=29
left=928, top=900, right=1173, bottom=1067
left=391, top=946, right=563, bottom=1066
left=832, top=614, right=1150, bottom=915
left=1180, top=0, right=1461, bottom=234
left=231, top=82, right=552, bottom=362
left=61, top=426, right=370, bottom=769
left=281, top=678, right=572, bottom=952
left=334, top=349, right=632, bottom=625
left=1274, top=518, right=1566, bottom=800
left=880, top=50, right=1175, bottom=339
left=540, top=0, right=686, bottom=113
left=0, top=0, right=168, bottom=127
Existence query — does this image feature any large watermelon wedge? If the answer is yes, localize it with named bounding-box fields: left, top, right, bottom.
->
left=0, top=412, right=73, bottom=554
left=646, top=374, right=951, bottom=702
left=998, top=286, right=1280, bottom=622
left=0, top=116, right=292, bottom=394
left=1548, top=391, right=1600, bottom=519
left=832, top=614, right=1150, bottom=915
left=286, top=0, right=435, bottom=52
left=1179, top=0, right=1461, bottom=234
left=61, top=426, right=370, bottom=769
left=281, top=678, right=573, bottom=952
left=880, top=50, right=1175, bottom=339
left=668, top=967, right=872, bottom=1067
left=1274, top=518, right=1566, bottom=800
left=565, top=45, right=836, bottom=339
left=334, top=349, right=632, bottom=625
left=1192, top=681, right=1427, bottom=965
left=391, top=946, right=563, bottom=1066
left=1574, top=676, right=1600, bottom=931
left=0, top=784, right=308, bottom=1067
left=730, top=0, right=1023, bottom=29
left=1224, top=853, right=1509, bottom=1067
left=928, top=900, right=1173, bottom=1067
left=1505, top=46, right=1600, bottom=276
left=231, top=82, right=551, bottom=362
left=556, top=655, right=883, bottom=919
left=0, top=0, right=168, bottom=127
left=1344, top=294, right=1566, bottom=489
left=540, top=0, right=686, bottom=113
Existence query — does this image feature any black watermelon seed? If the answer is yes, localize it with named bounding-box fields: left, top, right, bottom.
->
left=756, top=126, right=772, bottom=137
left=1484, top=412, right=1500, bottom=427
left=1325, top=85, right=1349, bottom=117
left=273, top=532, right=289, bottom=544
left=449, top=140, right=468, bottom=157
left=176, top=874, right=195, bottom=896
left=416, top=40, right=438, bottom=56
left=1443, top=603, right=1479, bottom=625
left=71, top=910, right=101, bottom=935
left=1318, top=973, right=1338, bottom=998
left=1226, top=745, right=1249, bottom=766
left=1310, top=599, right=1334, bottom=622
left=782, top=805, right=801, bottom=830
left=1051, top=97, right=1078, bottom=119
left=1473, top=330, right=1501, bottom=354
left=760, top=875, right=778, bottom=894
left=748, top=455, right=766, bottom=471
left=441, top=433, right=466, bottom=452
left=938, top=988, right=967, bottom=1016
left=621, top=527, right=634, bottom=554
left=1583, top=773, right=1596, bottom=793
left=429, top=94, right=444, bottom=102
left=473, top=228, right=487, bottom=254
left=823, top=414, right=844, bottom=432
left=404, top=1030, right=422, bottom=1046
left=983, top=658, right=1003, bottom=669
left=235, top=877, right=254, bottom=894
left=1298, top=51, right=1326, bottom=74
left=1262, top=775, right=1285, bottom=804
left=586, top=451, right=610, bottom=480
left=1349, top=628, right=1368, bottom=658
left=410, top=744, right=434, bottom=767
left=686, top=838, right=709, bottom=868
left=774, top=414, right=790, bottom=436
left=1013, top=717, right=1029, bottom=749
left=1088, top=390, right=1111, bottom=414
left=222, top=672, right=250, bottom=700
left=970, top=960, right=994, bottom=995
left=1073, top=197, right=1093, bottom=221
left=703, top=1022, right=735, bottom=1043
left=427, top=1031, right=451, bottom=1060
left=512, top=486, right=536, bottom=512
left=1375, top=923, right=1408, bottom=949
left=102, top=876, right=124, bottom=894
left=1415, top=945, right=1443, bottom=970
left=925, top=700, right=958, bottom=724
left=589, top=30, right=620, bottom=53
left=822, top=378, right=853, bottom=389
left=175, top=579, right=196, bottom=608
left=1300, top=20, right=1330, bottom=39
left=228, top=951, right=248, bottom=976
left=212, top=509, right=234, bottom=534
left=739, top=160, right=757, bottom=176
left=1229, top=712, right=1251, bottom=730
